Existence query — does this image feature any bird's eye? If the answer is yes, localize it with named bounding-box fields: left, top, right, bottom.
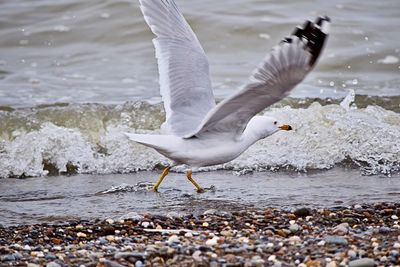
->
left=274, top=121, right=277, bottom=125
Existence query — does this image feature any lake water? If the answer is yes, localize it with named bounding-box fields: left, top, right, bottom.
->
left=0, top=0, right=399, bottom=225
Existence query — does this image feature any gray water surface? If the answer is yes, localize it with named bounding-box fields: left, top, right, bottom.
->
left=1, top=168, right=399, bottom=226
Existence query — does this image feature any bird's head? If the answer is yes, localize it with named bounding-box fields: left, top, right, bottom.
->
left=246, top=116, right=292, bottom=139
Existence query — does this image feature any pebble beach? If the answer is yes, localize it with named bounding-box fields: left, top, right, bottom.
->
left=1, top=203, right=400, bottom=267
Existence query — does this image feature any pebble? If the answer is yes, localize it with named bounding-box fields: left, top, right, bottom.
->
left=46, top=262, right=61, bottom=267
left=141, top=222, right=150, bottom=228
left=289, top=224, right=300, bottom=233
left=0, top=204, right=398, bottom=266
left=205, top=237, right=219, bottom=246
left=76, top=232, right=87, bottom=238
left=348, top=258, right=376, bottom=267
left=167, top=235, right=180, bottom=244
left=294, top=208, right=311, bottom=217
left=192, top=250, right=202, bottom=261
left=332, top=223, right=349, bottom=235
left=184, top=232, right=193, bottom=238
left=324, top=236, right=348, bottom=246
left=2, top=254, right=16, bottom=261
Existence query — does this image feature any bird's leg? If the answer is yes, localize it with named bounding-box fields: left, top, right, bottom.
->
left=186, top=169, right=205, bottom=193
left=150, top=165, right=171, bottom=192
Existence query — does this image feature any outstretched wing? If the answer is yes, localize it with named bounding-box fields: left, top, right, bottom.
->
left=186, top=16, right=330, bottom=138
left=139, top=0, right=215, bottom=137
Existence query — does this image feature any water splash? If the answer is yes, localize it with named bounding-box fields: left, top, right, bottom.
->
left=0, top=100, right=399, bottom=178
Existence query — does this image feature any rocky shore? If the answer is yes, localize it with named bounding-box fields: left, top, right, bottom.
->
left=1, top=203, right=400, bottom=267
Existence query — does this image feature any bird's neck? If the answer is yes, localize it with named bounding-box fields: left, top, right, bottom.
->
left=240, top=124, right=263, bottom=148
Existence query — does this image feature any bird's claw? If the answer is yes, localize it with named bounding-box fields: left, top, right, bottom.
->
left=196, top=188, right=206, bottom=193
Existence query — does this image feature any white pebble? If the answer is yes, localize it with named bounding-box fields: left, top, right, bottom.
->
left=167, top=235, right=180, bottom=244
left=317, top=240, right=326, bottom=246
left=268, top=255, right=276, bottom=261
left=205, top=236, right=219, bottom=246
left=184, top=232, right=193, bottom=238
left=141, top=221, right=150, bottom=228
left=391, top=215, right=399, bottom=220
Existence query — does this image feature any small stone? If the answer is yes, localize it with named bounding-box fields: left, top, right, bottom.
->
left=317, top=240, right=326, bottom=246
left=141, top=222, right=150, bottom=228
left=106, top=218, right=114, bottom=224
left=289, top=224, right=300, bottom=233
left=354, top=204, right=362, bottom=209
left=45, top=253, right=57, bottom=260
left=220, top=230, right=233, bottom=237
left=46, top=262, right=61, bottom=267
left=114, top=252, right=144, bottom=260
left=135, top=261, right=144, bottom=267
left=205, top=237, right=219, bottom=246
left=168, top=235, right=180, bottom=244
left=192, top=250, right=202, bottom=262
left=332, top=223, right=349, bottom=235
left=391, top=215, right=399, bottom=220
left=106, top=235, right=115, bottom=242
left=2, top=254, right=15, bottom=261
left=288, top=236, right=301, bottom=244
left=76, top=232, right=87, bottom=238
left=393, top=242, right=400, bottom=248
left=306, top=259, right=321, bottom=267
left=202, top=222, right=209, bottom=227
left=27, top=264, right=40, bottom=267
left=327, top=261, right=337, bottom=267
left=325, top=236, right=348, bottom=246
left=294, top=208, right=311, bottom=217
left=348, top=258, right=375, bottom=267
left=267, top=255, right=276, bottom=261
left=184, top=232, right=193, bottom=238
left=53, top=246, right=62, bottom=251
left=348, top=250, right=357, bottom=259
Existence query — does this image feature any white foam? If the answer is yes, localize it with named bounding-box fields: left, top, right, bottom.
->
left=0, top=102, right=399, bottom=178
left=377, top=55, right=399, bottom=64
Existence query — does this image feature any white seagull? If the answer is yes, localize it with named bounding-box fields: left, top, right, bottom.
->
left=126, top=0, right=330, bottom=192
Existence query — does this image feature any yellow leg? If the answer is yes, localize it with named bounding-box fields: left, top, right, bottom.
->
left=150, top=165, right=171, bottom=192
left=186, top=169, right=205, bottom=193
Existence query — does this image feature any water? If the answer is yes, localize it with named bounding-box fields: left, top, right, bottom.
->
left=1, top=169, right=400, bottom=226
left=0, top=0, right=399, bottom=106
left=0, top=0, right=400, bottom=225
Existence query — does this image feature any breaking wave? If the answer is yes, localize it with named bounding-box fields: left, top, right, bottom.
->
left=0, top=95, right=399, bottom=178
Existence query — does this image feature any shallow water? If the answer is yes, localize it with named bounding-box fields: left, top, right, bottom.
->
left=1, top=168, right=399, bottom=226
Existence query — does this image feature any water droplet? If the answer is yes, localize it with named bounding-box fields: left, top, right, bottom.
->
left=100, top=13, right=110, bottom=19
left=364, top=36, right=369, bottom=41
left=329, top=81, right=335, bottom=87
left=352, top=79, right=358, bottom=85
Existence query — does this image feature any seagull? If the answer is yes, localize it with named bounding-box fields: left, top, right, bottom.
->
left=126, top=0, right=330, bottom=192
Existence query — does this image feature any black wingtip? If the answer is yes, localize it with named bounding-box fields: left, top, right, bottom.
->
left=289, top=16, right=330, bottom=68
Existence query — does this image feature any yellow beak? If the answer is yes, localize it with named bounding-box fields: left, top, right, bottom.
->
left=279, top=124, right=292, bottom=131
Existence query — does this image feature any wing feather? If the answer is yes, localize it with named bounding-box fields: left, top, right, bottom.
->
left=186, top=16, right=330, bottom=138
left=139, top=0, right=215, bottom=137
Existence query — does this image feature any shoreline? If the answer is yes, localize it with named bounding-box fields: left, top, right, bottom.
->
left=1, top=203, right=399, bottom=266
